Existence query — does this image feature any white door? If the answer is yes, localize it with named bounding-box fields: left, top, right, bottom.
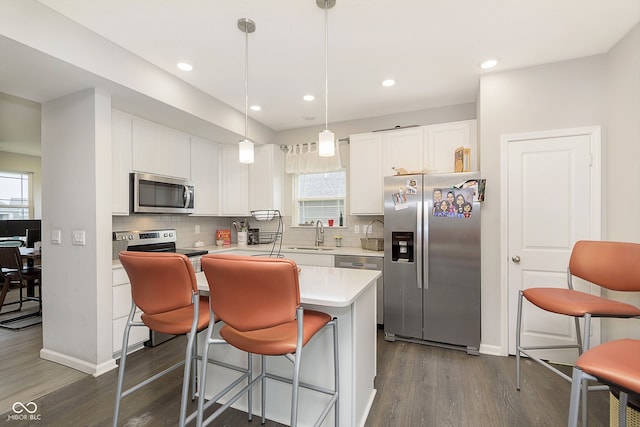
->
left=505, top=127, right=601, bottom=364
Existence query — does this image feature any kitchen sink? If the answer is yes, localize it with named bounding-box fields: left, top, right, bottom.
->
left=286, top=247, right=334, bottom=251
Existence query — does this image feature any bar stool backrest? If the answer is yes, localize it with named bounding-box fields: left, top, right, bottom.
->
left=569, top=240, right=640, bottom=292
left=201, top=254, right=300, bottom=332
left=119, top=251, right=197, bottom=315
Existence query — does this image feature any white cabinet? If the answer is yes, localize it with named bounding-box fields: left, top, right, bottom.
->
left=349, top=120, right=477, bottom=215
left=190, top=136, right=220, bottom=216
left=424, top=120, right=477, bottom=173
left=381, top=127, right=424, bottom=177
left=220, top=144, right=249, bottom=216
left=111, top=110, right=132, bottom=215
left=112, top=266, right=148, bottom=357
left=249, top=144, right=284, bottom=212
left=131, top=117, right=191, bottom=178
left=349, top=127, right=423, bottom=215
left=349, top=133, right=383, bottom=215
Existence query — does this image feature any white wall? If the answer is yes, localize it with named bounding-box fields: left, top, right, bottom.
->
left=603, top=24, right=640, bottom=341
left=478, top=25, right=640, bottom=353
left=40, top=88, right=116, bottom=375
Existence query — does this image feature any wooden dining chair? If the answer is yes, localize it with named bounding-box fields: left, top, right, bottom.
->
left=197, top=254, right=339, bottom=427
left=568, top=339, right=640, bottom=426
left=0, top=246, right=41, bottom=317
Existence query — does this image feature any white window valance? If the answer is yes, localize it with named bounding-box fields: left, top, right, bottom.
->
left=285, top=142, right=343, bottom=174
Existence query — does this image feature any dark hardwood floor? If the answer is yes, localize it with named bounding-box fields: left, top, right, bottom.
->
left=1, top=324, right=609, bottom=426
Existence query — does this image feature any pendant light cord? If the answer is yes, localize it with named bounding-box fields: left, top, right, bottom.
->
left=324, top=0, right=329, bottom=132
left=244, top=21, right=249, bottom=141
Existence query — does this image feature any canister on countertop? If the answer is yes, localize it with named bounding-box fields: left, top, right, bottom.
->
left=248, top=228, right=260, bottom=245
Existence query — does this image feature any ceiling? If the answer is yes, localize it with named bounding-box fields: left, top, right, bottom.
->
left=1, top=1, right=639, bottom=156
left=38, top=0, right=639, bottom=132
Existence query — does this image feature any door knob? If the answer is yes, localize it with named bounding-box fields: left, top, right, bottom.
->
left=512, top=255, right=521, bottom=263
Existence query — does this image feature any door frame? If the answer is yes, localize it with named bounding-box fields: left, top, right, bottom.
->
left=499, top=126, right=602, bottom=356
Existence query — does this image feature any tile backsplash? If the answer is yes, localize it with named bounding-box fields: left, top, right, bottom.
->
left=112, top=214, right=384, bottom=249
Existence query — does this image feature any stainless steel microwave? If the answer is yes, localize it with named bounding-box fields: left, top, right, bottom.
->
left=130, top=172, right=194, bottom=214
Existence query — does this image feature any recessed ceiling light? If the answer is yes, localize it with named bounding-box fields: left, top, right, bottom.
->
left=177, top=62, right=193, bottom=71
left=250, top=105, right=261, bottom=111
left=303, top=94, right=315, bottom=101
left=382, top=79, right=396, bottom=87
left=479, top=58, right=499, bottom=69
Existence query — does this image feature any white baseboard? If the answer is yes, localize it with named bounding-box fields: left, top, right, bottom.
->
left=479, top=343, right=504, bottom=356
left=40, top=348, right=117, bottom=377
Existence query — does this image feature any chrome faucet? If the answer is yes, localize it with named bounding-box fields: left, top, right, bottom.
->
left=315, top=220, right=324, bottom=246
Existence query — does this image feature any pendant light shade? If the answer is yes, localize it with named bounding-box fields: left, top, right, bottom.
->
left=317, top=0, right=336, bottom=157
left=318, top=130, right=335, bottom=156
left=238, top=18, right=255, bottom=164
left=238, top=138, right=254, bottom=163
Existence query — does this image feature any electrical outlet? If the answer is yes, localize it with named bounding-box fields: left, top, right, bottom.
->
left=354, top=225, right=360, bottom=234
left=195, top=225, right=200, bottom=234
left=72, top=230, right=86, bottom=246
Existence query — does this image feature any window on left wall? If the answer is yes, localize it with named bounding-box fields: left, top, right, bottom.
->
left=0, top=170, right=33, bottom=219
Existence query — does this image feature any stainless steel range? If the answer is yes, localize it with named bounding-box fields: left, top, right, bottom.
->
left=112, top=228, right=208, bottom=346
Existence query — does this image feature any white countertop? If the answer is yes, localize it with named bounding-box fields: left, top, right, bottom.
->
left=195, top=265, right=380, bottom=308
left=112, top=244, right=383, bottom=268
left=187, top=243, right=384, bottom=258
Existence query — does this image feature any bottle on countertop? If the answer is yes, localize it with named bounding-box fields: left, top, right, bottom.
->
left=339, top=212, right=343, bottom=227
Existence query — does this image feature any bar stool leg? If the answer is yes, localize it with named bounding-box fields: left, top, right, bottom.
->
left=113, top=303, right=136, bottom=427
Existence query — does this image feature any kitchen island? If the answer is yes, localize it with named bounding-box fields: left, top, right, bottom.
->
left=195, top=264, right=381, bottom=427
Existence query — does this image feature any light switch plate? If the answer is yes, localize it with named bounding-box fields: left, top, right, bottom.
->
left=72, top=230, right=86, bottom=246
left=51, top=229, right=61, bottom=244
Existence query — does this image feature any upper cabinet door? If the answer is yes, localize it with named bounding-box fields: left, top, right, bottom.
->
left=249, top=144, right=284, bottom=212
left=220, top=144, right=249, bottom=216
left=190, top=136, right=220, bottom=216
left=111, top=110, right=132, bottom=215
left=131, top=117, right=190, bottom=178
left=350, top=133, right=383, bottom=215
left=424, top=120, right=477, bottom=173
left=381, top=128, right=424, bottom=177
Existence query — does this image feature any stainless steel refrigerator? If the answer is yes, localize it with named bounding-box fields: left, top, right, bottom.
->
left=383, top=172, right=481, bottom=354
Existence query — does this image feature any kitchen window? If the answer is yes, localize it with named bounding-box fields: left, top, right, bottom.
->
left=294, top=170, right=346, bottom=226
left=0, top=170, right=33, bottom=219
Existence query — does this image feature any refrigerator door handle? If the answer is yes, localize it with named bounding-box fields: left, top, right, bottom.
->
left=416, top=200, right=423, bottom=289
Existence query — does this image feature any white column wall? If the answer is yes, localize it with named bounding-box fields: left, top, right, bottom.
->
left=40, top=88, right=116, bottom=375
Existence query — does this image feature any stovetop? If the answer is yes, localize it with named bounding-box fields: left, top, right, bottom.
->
left=113, top=229, right=207, bottom=257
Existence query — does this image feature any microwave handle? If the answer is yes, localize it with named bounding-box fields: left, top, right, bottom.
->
left=183, top=185, right=191, bottom=208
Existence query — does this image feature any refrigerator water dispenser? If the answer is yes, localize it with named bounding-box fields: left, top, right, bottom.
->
left=391, top=231, right=414, bottom=262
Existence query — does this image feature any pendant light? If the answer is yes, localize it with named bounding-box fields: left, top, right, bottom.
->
left=317, top=0, right=336, bottom=157
left=238, top=18, right=255, bottom=164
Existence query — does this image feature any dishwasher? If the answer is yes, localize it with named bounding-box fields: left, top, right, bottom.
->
left=334, top=255, right=384, bottom=325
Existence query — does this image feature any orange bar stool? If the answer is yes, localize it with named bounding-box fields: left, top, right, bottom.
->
left=197, top=254, right=339, bottom=427
left=114, top=251, right=210, bottom=427
left=568, top=339, right=640, bottom=426
left=516, top=240, right=640, bottom=421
